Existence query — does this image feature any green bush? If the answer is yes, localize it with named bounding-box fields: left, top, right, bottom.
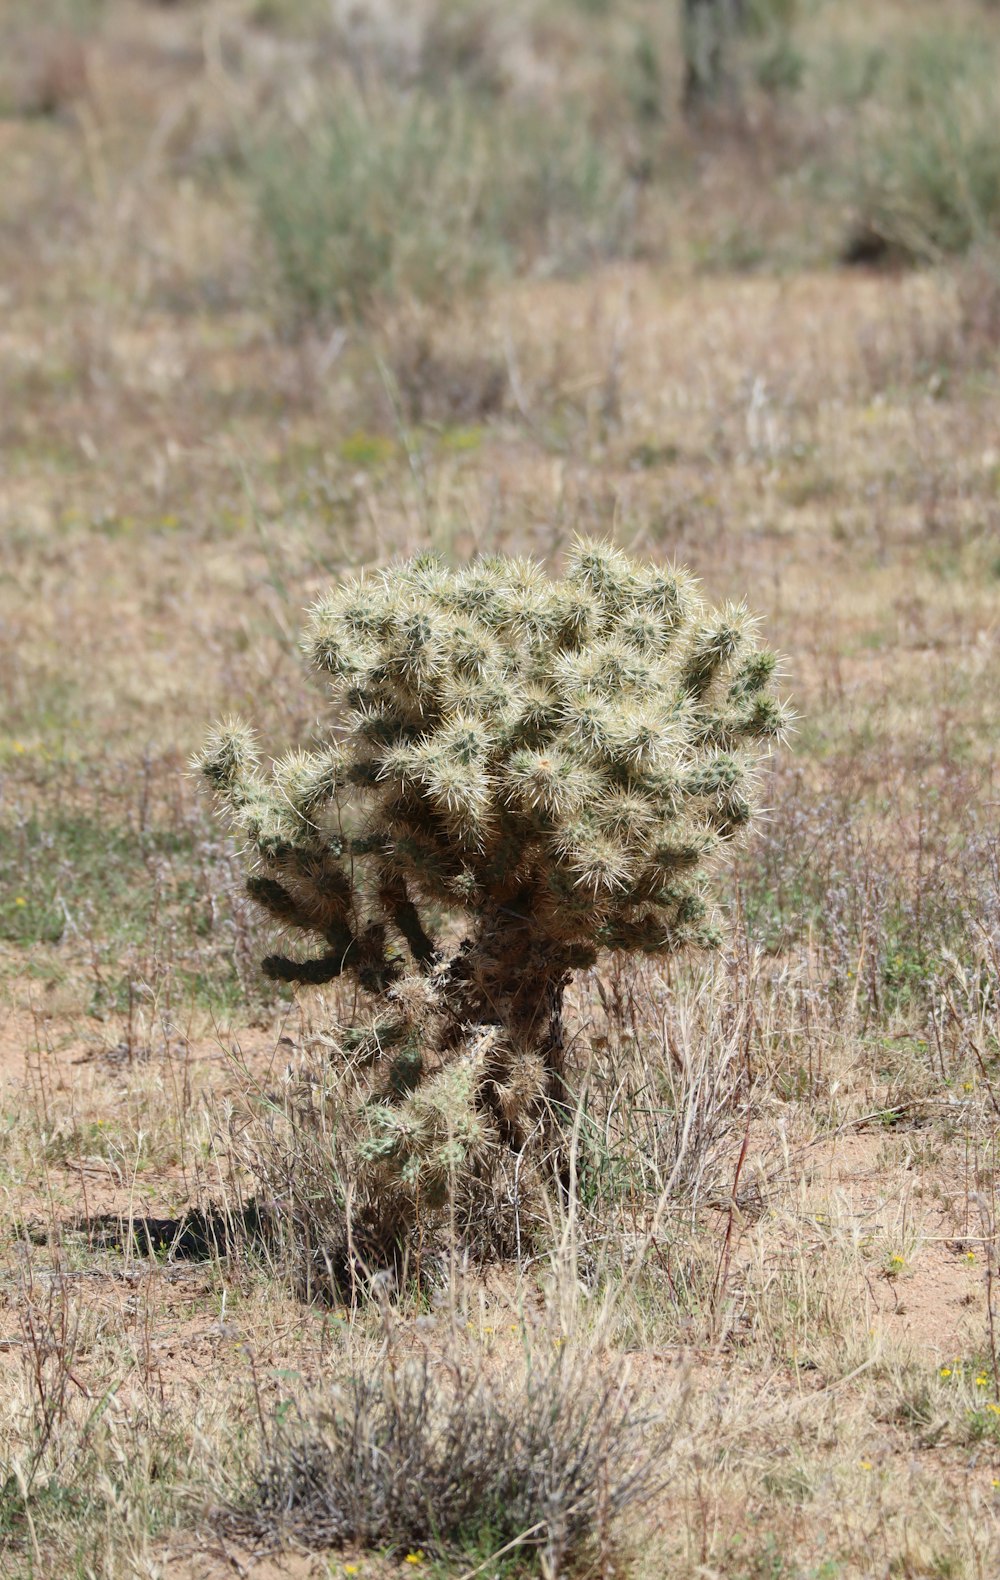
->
left=853, top=34, right=1000, bottom=261
left=254, top=92, right=632, bottom=325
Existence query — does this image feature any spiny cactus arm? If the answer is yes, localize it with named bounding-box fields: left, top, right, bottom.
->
left=551, top=639, right=652, bottom=702
left=260, top=914, right=403, bottom=991
left=471, top=828, right=539, bottom=905
left=271, top=747, right=349, bottom=819
left=564, top=536, right=643, bottom=615
left=417, top=758, right=493, bottom=850
left=334, top=973, right=440, bottom=1075
left=598, top=911, right=672, bottom=952
left=593, top=786, right=658, bottom=845
left=486, top=1043, right=549, bottom=1146
left=376, top=871, right=438, bottom=967
left=696, top=695, right=788, bottom=750
left=245, top=874, right=317, bottom=930
left=302, top=585, right=384, bottom=685
left=680, top=603, right=753, bottom=699
left=635, top=562, right=698, bottom=629
left=194, top=718, right=262, bottom=805
left=259, top=898, right=357, bottom=981
left=378, top=714, right=499, bottom=856
left=680, top=748, right=764, bottom=845
left=738, top=692, right=790, bottom=740
left=393, top=549, right=452, bottom=598
left=244, top=860, right=355, bottom=932
left=549, top=584, right=603, bottom=649
left=683, top=751, right=743, bottom=800
left=504, top=680, right=564, bottom=746
left=690, top=647, right=792, bottom=749
left=386, top=1043, right=424, bottom=1098
left=504, top=748, right=603, bottom=823
left=551, top=817, right=637, bottom=898
left=262, top=948, right=352, bottom=985
left=353, top=921, right=404, bottom=994
left=340, top=1015, right=410, bottom=1060
left=596, top=873, right=716, bottom=953
left=233, top=792, right=359, bottom=938
left=357, top=1042, right=493, bottom=1205
left=729, top=648, right=777, bottom=701
left=372, top=777, right=474, bottom=894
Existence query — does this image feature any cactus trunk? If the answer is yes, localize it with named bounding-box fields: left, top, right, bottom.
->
left=444, top=921, right=573, bottom=1103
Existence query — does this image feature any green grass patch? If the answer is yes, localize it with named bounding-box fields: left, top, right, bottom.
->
left=850, top=31, right=1000, bottom=261
left=737, top=774, right=984, bottom=1019
left=0, top=813, right=195, bottom=947
left=0, top=808, right=263, bottom=1013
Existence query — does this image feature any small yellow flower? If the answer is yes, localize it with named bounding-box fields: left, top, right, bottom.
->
left=14, top=896, right=26, bottom=907
left=963, top=1082, right=975, bottom=1093
left=859, top=1459, right=872, bottom=1470
left=344, top=1568, right=360, bottom=1576
left=966, top=1252, right=977, bottom=1263
left=404, top=1555, right=424, bottom=1567
left=12, top=742, right=25, bottom=754
left=993, top=1479, right=1000, bottom=1488
left=977, top=1375, right=989, bottom=1387
left=940, top=1368, right=953, bottom=1379
left=988, top=1403, right=1000, bottom=1415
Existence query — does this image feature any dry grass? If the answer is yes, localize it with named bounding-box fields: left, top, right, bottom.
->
left=232, top=1323, right=670, bottom=1570
left=2, top=1, right=1000, bottom=1576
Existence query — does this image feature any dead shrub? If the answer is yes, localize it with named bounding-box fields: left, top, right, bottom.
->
left=231, top=1338, right=667, bottom=1571
left=575, top=951, right=760, bottom=1218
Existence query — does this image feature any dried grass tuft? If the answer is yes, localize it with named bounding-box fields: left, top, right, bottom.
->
left=232, top=1335, right=669, bottom=1572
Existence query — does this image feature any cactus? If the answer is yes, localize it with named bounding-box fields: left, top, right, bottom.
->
left=198, top=540, right=786, bottom=1234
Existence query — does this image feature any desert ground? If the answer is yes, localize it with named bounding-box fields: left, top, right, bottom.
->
left=2, top=1, right=1000, bottom=1576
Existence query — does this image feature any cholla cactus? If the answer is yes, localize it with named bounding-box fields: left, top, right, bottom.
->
left=199, top=540, right=786, bottom=1221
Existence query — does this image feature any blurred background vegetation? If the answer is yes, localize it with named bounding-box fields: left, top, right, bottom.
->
left=4, top=0, right=1000, bottom=318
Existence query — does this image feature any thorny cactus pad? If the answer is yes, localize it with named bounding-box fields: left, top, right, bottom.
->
left=199, top=540, right=787, bottom=1234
